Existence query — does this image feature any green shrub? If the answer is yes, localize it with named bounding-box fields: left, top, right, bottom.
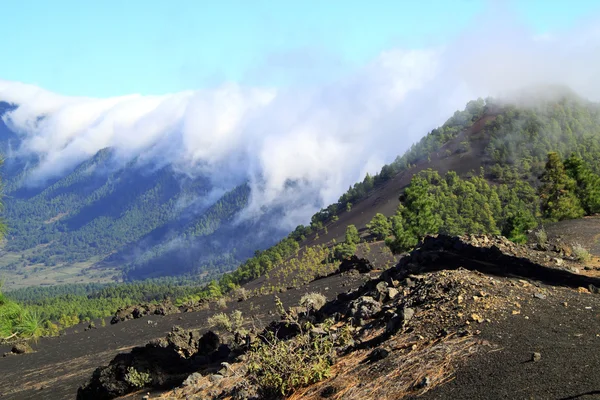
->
left=216, top=297, right=227, bottom=309
left=573, top=243, right=591, bottom=262
left=366, top=213, right=392, bottom=240
left=207, top=310, right=246, bottom=335
left=43, top=320, right=60, bottom=336
left=247, top=329, right=335, bottom=397
left=247, top=299, right=352, bottom=397
left=235, top=288, right=249, bottom=301
left=534, top=227, right=548, bottom=245
left=1, top=285, right=46, bottom=340
left=125, top=367, right=152, bottom=388
left=15, top=311, right=43, bottom=338
left=208, top=312, right=232, bottom=332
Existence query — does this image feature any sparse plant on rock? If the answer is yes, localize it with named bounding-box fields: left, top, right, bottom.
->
left=125, top=366, right=151, bottom=388
left=247, top=329, right=335, bottom=397
left=245, top=297, right=353, bottom=397
left=208, top=310, right=247, bottom=336
left=235, top=288, right=249, bottom=301
left=299, top=292, right=327, bottom=312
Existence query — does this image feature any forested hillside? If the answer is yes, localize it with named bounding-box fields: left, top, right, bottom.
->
left=208, top=90, right=600, bottom=295
left=0, top=102, right=288, bottom=284
left=3, top=89, right=600, bottom=327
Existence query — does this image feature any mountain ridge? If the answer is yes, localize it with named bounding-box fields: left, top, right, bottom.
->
left=2, top=90, right=600, bottom=291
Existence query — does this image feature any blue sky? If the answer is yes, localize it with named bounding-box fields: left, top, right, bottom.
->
left=3, top=0, right=600, bottom=97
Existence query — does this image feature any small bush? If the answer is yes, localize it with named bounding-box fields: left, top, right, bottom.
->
left=208, top=310, right=246, bottom=335
left=208, top=312, right=232, bottom=332
left=216, top=297, right=227, bottom=309
left=332, top=243, right=356, bottom=261
left=458, top=140, right=471, bottom=153
left=299, top=293, right=327, bottom=312
left=247, top=299, right=353, bottom=397
left=534, top=227, right=548, bottom=245
left=236, top=288, right=249, bottom=301
left=43, top=320, right=60, bottom=337
left=125, top=367, right=152, bottom=388
left=573, top=243, right=591, bottom=262
left=247, top=330, right=335, bottom=397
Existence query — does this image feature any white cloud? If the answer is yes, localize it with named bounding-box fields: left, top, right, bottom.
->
left=1, top=13, right=600, bottom=230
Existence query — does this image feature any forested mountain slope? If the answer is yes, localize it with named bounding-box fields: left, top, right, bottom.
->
left=301, top=90, right=600, bottom=248
left=0, top=103, right=288, bottom=285
left=2, top=89, right=600, bottom=292
left=208, top=90, right=600, bottom=295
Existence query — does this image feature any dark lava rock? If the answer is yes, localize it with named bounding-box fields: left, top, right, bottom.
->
left=265, top=319, right=302, bottom=340
left=11, top=342, right=33, bottom=355
left=321, top=385, right=338, bottom=398
left=364, top=347, right=390, bottom=363
left=386, top=307, right=415, bottom=334
left=339, top=256, right=374, bottom=274
left=349, top=296, right=382, bottom=320
left=111, top=301, right=180, bottom=324
left=77, top=328, right=223, bottom=400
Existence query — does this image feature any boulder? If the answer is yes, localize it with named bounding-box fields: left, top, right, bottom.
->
left=339, top=256, right=374, bottom=274
left=111, top=301, right=180, bottom=324
left=11, top=342, right=33, bottom=355
left=77, top=327, right=223, bottom=400
left=350, top=296, right=381, bottom=320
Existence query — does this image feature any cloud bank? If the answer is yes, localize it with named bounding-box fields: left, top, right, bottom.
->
left=1, top=12, right=600, bottom=230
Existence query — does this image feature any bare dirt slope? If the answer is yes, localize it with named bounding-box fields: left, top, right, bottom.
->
left=418, top=287, right=600, bottom=400
left=544, top=215, right=600, bottom=256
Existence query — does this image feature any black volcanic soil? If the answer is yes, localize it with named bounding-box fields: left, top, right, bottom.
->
left=0, top=273, right=368, bottom=400
left=419, top=286, right=600, bottom=400
left=544, top=215, right=600, bottom=256
left=148, top=231, right=600, bottom=400
left=2, top=218, right=600, bottom=400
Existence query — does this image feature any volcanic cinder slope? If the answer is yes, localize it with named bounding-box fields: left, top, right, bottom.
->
left=1, top=218, right=600, bottom=399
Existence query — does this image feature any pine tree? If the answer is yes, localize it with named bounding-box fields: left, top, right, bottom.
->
left=366, top=213, right=392, bottom=240
left=385, top=210, right=418, bottom=254
left=564, top=154, right=600, bottom=214
left=539, top=152, right=585, bottom=221
left=344, top=225, right=360, bottom=245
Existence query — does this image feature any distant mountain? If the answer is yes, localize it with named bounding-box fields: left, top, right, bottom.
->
left=0, top=103, right=289, bottom=283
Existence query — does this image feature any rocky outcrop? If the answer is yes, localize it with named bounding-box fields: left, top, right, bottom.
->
left=338, top=255, right=375, bottom=274
left=3, top=342, right=34, bottom=357
left=81, top=234, right=600, bottom=400
left=111, top=301, right=180, bottom=324
left=379, top=234, right=600, bottom=289
left=77, top=327, right=227, bottom=400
